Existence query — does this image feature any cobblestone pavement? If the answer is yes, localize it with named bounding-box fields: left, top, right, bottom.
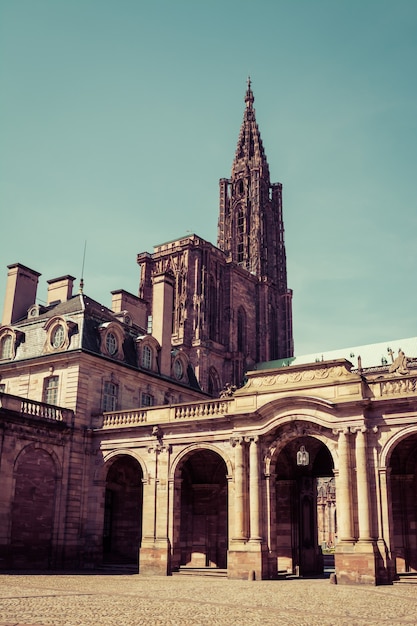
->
left=0, top=573, right=417, bottom=626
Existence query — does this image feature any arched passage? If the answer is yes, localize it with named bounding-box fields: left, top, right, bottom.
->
left=389, top=432, right=417, bottom=573
left=172, top=449, right=228, bottom=570
left=273, top=435, right=334, bottom=576
left=11, top=446, right=58, bottom=568
left=103, top=455, right=143, bottom=565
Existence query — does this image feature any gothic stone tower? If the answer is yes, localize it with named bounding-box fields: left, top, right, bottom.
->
left=137, top=83, right=293, bottom=395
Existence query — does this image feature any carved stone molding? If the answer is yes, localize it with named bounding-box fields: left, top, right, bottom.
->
left=246, top=364, right=351, bottom=389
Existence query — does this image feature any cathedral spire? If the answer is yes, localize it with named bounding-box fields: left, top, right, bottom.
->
left=232, top=78, right=268, bottom=179
left=218, top=82, right=287, bottom=287
left=245, top=76, right=254, bottom=107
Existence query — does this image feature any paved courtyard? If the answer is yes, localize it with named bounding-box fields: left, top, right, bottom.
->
left=0, top=572, right=417, bottom=626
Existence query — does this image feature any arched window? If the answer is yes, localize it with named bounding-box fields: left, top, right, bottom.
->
left=142, top=345, right=152, bottom=370
left=105, top=332, right=118, bottom=356
left=237, top=307, right=246, bottom=354
left=208, top=367, right=221, bottom=397
left=0, top=335, right=13, bottom=360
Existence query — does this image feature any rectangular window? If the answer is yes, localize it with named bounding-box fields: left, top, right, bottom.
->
left=141, top=393, right=154, bottom=407
left=43, top=376, right=59, bottom=405
left=0, top=383, right=5, bottom=393
left=102, top=381, right=118, bottom=412
left=147, top=315, right=153, bottom=334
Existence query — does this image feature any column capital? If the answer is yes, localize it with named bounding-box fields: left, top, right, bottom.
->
left=333, top=426, right=352, bottom=436
left=230, top=435, right=245, bottom=447
left=148, top=442, right=171, bottom=454
left=245, top=435, right=259, bottom=444
left=351, top=425, right=368, bottom=435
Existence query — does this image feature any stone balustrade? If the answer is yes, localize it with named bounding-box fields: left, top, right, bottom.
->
left=377, top=376, right=417, bottom=396
left=102, top=398, right=231, bottom=428
left=0, top=392, right=72, bottom=423
left=174, top=400, right=230, bottom=419
left=102, top=409, right=148, bottom=427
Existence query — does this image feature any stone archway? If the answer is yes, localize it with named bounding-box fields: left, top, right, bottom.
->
left=274, top=435, right=334, bottom=576
left=103, top=456, right=143, bottom=565
left=388, top=432, right=417, bottom=573
left=172, top=449, right=228, bottom=570
left=11, top=447, right=58, bottom=569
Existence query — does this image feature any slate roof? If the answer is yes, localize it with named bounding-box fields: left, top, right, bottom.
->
left=255, top=337, right=417, bottom=372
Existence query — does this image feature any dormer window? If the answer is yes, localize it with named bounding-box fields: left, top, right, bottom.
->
left=0, top=335, right=12, bottom=360
left=0, top=328, right=23, bottom=361
left=173, top=358, right=184, bottom=380
left=44, top=317, right=76, bottom=353
left=142, top=345, right=152, bottom=369
left=98, top=322, right=124, bottom=360
left=51, top=324, right=65, bottom=349
left=105, top=332, right=118, bottom=356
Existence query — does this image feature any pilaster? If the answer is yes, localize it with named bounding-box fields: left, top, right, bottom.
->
left=139, top=429, right=172, bottom=576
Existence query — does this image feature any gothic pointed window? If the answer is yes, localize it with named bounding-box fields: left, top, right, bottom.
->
left=237, top=307, right=246, bottom=354
left=208, top=276, right=218, bottom=341
left=237, top=207, right=245, bottom=265
left=269, top=306, right=279, bottom=360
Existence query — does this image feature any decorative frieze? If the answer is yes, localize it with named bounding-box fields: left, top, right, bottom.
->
left=245, top=362, right=352, bottom=390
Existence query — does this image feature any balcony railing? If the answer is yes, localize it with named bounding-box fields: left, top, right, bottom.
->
left=102, top=397, right=232, bottom=428
left=0, top=392, right=73, bottom=424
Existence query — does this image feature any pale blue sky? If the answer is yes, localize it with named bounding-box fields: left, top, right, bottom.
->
left=1, top=0, right=417, bottom=356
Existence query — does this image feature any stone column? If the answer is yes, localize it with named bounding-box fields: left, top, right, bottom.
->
left=155, top=444, right=171, bottom=542
left=355, top=427, right=372, bottom=542
left=335, top=428, right=354, bottom=541
left=232, top=437, right=247, bottom=540
left=378, top=466, right=396, bottom=582
left=247, top=436, right=261, bottom=541
left=140, top=436, right=172, bottom=576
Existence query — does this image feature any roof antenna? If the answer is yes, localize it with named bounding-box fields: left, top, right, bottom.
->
left=79, top=240, right=87, bottom=293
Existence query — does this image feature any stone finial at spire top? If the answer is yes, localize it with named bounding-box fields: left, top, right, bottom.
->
left=245, top=76, right=254, bottom=108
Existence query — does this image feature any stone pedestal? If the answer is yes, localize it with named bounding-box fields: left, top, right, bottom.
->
left=335, top=541, right=394, bottom=585
left=227, top=540, right=267, bottom=580
left=139, top=539, right=171, bottom=576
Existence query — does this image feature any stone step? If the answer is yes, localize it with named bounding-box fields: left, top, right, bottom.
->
left=95, top=563, right=138, bottom=575
left=173, top=567, right=227, bottom=578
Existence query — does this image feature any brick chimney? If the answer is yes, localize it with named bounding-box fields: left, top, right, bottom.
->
left=152, top=271, right=174, bottom=376
left=2, top=263, right=41, bottom=325
left=47, top=275, right=75, bottom=305
left=111, top=289, right=147, bottom=329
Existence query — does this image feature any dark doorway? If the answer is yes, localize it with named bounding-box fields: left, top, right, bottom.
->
left=103, top=456, right=143, bottom=565
left=389, top=434, right=417, bottom=573
left=175, top=450, right=228, bottom=569
left=275, top=436, right=334, bottom=576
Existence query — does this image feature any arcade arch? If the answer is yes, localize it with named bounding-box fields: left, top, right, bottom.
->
left=172, top=448, right=228, bottom=571
left=387, top=431, right=417, bottom=574
left=11, top=445, right=59, bottom=568
left=103, top=455, right=143, bottom=565
left=270, top=433, right=335, bottom=576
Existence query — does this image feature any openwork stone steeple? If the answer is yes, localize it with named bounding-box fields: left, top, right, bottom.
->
left=218, top=79, right=288, bottom=293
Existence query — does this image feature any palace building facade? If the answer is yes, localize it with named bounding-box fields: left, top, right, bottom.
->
left=0, top=84, right=416, bottom=585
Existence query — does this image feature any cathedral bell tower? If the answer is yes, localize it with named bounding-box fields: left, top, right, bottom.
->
left=218, top=80, right=293, bottom=361
left=218, top=79, right=287, bottom=291
left=138, top=81, right=293, bottom=396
